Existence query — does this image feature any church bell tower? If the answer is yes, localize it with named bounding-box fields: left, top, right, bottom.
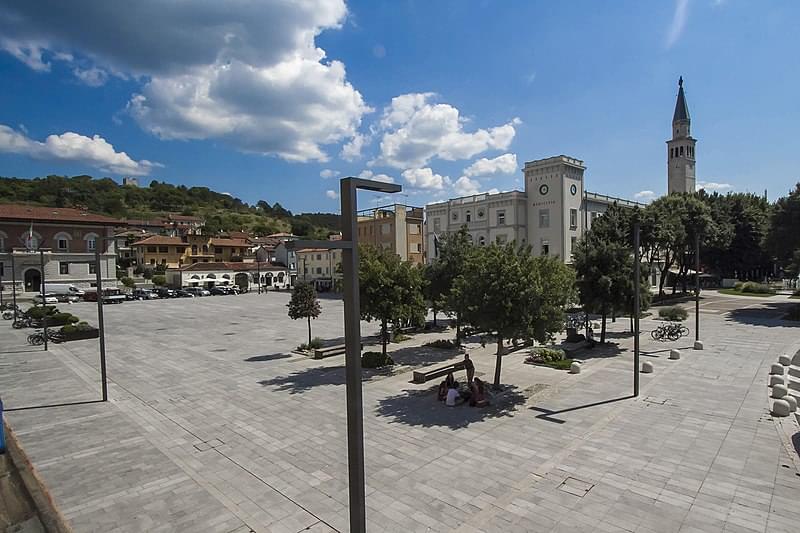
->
left=666, top=77, right=697, bottom=194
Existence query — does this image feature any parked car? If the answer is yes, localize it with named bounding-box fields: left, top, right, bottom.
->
left=183, top=287, right=210, bottom=297
left=84, top=288, right=126, bottom=304
left=155, top=288, right=177, bottom=298
left=132, top=288, right=159, bottom=300
left=55, top=294, right=80, bottom=303
left=209, top=287, right=228, bottom=296
left=47, top=283, right=85, bottom=299
left=33, top=293, right=59, bottom=304
left=175, top=289, right=196, bottom=298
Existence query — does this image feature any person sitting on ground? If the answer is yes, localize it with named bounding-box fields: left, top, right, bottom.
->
left=470, top=377, right=488, bottom=407
left=445, top=371, right=456, bottom=389
left=437, top=379, right=448, bottom=402
left=463, top=353, right=475, bottom=383
left=445, top=383, right=461, bottom=407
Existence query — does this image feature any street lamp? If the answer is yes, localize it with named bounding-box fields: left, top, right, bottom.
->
left=288, top=176, right=401, bottom=533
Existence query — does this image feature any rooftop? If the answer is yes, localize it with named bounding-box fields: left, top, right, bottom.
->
left=0, top=204, right=123, bottom=225
left=130, top=235, right=184, bottom=246
left=177, top=261, right=286, bottom=272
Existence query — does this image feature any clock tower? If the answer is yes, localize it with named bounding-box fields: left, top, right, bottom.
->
left=667, top=77, right=697, bottom=194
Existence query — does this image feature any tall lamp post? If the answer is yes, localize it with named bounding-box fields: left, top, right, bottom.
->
left=694, top=233, right=702, bottom=350
left=288, top=177, right=401, bottom=533
left=633, top=220, right=641, bottom=397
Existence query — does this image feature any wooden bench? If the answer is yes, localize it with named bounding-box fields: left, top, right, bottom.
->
left=412, top=361, right=466, bottom=384
left=313, top=344, right=346, bottom=359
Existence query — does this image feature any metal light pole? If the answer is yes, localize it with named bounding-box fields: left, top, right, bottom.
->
left=633, top=221, right=641, bottom=397
left=257, top=260, right=261, bottom=294
left=40, top=250, right=48, bottom=351
left=288, top=177, right=401, bottom=533
left=10, top=254, right=18, bottom=322
left=694, top=233, right=701, bottom=346
left=95, top=246, right=109, bottom=401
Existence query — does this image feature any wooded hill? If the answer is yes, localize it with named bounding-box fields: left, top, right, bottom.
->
left=0, top=175, right=341, bottom=238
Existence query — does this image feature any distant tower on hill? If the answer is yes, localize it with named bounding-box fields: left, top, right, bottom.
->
left=666, top=77, right=697, bottom=194
left=122, top=176, right=139, bottom=187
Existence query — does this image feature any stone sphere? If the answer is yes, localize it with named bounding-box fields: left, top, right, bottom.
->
left=669, top=349, right=681, bottom=360
left=785, top=395, right=798, bottom=412
left=641, top=361, right=654, bottom=374
left=569, top=362, right=581, bottom=374
left=771, top=384, right=788, bottom=399
left=693, top=340, right=704, bottom=350
left=769, top=375, right=785, bottom=387
left=769, top=363, right=784, bottom=375
left=778, top=354, right=791, bottom=366
left=772, top=399, right=791, bottom=417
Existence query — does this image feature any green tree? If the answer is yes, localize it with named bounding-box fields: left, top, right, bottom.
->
left=359, top=245, right=426, bottom=356
left=457, top=244, right=574, bottom=388
left=142, top=267, right=154, bottom=280
left=287, top=282, right=322, bottom=346
left=151, top=275, right=166, bottom=286
left=435, top=227, right=475, bottom=344
left=120, top=276, right=135, bottom=289
left=765, top=183, right=800, bottom=276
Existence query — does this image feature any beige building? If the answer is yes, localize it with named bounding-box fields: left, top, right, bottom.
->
left=297, top=248, right=342, bottom=291
left=131, top=235, right=251, bottom=268
left=667, top=77, right=696, bottom=194
left=357, top=204, right=424, bottom=265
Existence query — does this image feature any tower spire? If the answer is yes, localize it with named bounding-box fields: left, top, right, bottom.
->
left=673, top=76, right=690, bottom=123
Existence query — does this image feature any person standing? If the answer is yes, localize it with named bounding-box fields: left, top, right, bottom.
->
left=463, top=353, right=475, bottom=384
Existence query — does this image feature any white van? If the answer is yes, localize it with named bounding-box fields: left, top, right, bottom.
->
left=47, top=284, right=85, bottom=298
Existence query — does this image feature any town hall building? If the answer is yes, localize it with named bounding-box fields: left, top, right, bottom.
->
left=425, top=78, right=696, bottom=263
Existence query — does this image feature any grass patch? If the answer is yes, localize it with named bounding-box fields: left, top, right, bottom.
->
left=718, top=288, right=776, bottom=297
left=392, top=333, right=412, bottom=343
left=539, top=358, right=574, bottom=370
left=658, top=306, right=688, bottom=321
left=424, top=339, right=457, bottom=350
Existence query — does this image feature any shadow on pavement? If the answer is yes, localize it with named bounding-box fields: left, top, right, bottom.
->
left=258, top=365, right=394, bottom=394
left=529, top=395, right=634, bottom=424
left=244, top=353, right=293, bottom=362
left=571, top=342, right=626, bottom=361
left=726, top=303, right=800, bottom=327
left=5, top=399, right=104, bottom=412
left=374, top=384, right=526, bottom=429
left=388, top=344, right=463, bottom=368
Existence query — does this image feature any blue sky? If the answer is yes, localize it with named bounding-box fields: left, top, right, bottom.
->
left=0, top=0, right=798, bottom=213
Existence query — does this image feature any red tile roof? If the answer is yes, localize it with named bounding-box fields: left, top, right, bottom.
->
left=208, top=238, right=249, bottom=247
left=168, top=214, right=204, bottom=222
left=130, top=235, right=184, bottom=246
left=0, top=204, right=123, bottom=225
left=177, top=262, right=286, bottom=272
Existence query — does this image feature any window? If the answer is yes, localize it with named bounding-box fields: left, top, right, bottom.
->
left=381, top=223, right=391, bottom=235
left=202, top=245, right=208, bottom=253
left=433, top=218, right=441, bottom=232
left=541, top=240, right=550, bottom=256
left=87, top=238, right=96, bottom=251
left=161, top=259, right=167, bottom=265
left=149, top=259, right=155, bottom=265
left=191, top=245, right=198, bottom=254
left=59, top=262, right=69, bottom=275
left=215, top=247, right=223, bottom=254
left=539, top=209, right=550, bottom=228
left=571, top=236, right=577, bottom=253
left=176, top=246, right=186, bottom=253
left=679, top=146, right=684, bottom=156
left=58, top=238, right=68, bottom=250
left=497, top=210, right=506, bottom=226
left=147, top=246, right=156, bottom=253
left=496, top=235, right=507, bottom=244
left=0, top=262, right=3, bottom=277
left=409, top=224, right=420, bottom=235
left=478, top=236, right=486, bottom=246
left=159, top=246, right=168, bottom=253
left=89, top=262, right=97, bottom=274
left=466, top=210, right=472, bottom=222
left=570, top=209, right=578, bottom=229
left=452, top=212, right=458, bottom=221
left=316, top=254, right=322, bottom=261
left=0, top=235, right=5, bottom=252
left=477, top=209, right=485, bottom=219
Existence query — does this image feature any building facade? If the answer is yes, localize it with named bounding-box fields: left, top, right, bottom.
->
left=667, top=77, right=697, bottom=194
left=166, top=262, right=289, bottom=291
left=0, top=204, right=121, bottom=294
left=357, top=204, right=425, bottom=264
left=297, top=248, right=342, bottom=291
left=131, top=235, right=251, bottom=268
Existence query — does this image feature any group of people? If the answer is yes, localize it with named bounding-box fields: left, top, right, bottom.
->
left=436, top=354, right=488, bottom=407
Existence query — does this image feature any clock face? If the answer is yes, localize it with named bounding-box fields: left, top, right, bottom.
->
left=452, top=212, right=458, bottom=221
left=477, top=210, right=484, bottom=218
left=539, top=184, right=549, bottom=195
left=570, top=184, right=577, bottom=195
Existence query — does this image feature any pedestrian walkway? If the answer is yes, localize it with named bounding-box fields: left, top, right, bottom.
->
left=1, top=293, right=799, bottom=532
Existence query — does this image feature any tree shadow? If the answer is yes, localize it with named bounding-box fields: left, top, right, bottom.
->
left=258, top=365, right=394, bottom=394
left=374, top=384, right=527, bottom=429
left=388, top=344, right=464, bottom=368
left=570, top=342, right=626, bottom=361
left=726, top=303, right=800, bottom=328
left=245, top=353, right=292, bottom=362
left=602, top=330, right=634, bottom=339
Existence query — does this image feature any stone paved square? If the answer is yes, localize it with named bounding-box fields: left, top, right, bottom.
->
left=2, top=291, right=800, bottom=532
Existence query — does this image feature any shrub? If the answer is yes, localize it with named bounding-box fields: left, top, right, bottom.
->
left=659, top=306, right=688, bottom=322
left=26, top=305, right=59, bottom=319
left=392, top=332, right=411, bottom=343
left=133, top=265, right=144, bottom=275
left=531, top=347, right=565, bottom=363
left=424, top=339, right=457, bottom=349
left=739, top=282, right=774, bottom=294
left=733, top=281, right=743, bottom=290
left=61, top=322, right=95, bottom=334
left=297, top=337, right=324, bottom=351
left=142, top=268, right=154, bottom=280
left=47, top=312, right=80, bottom=326
left=152, top=275, right=166, bottom=286
left=120, top=277, right=135, bottom=289
left=361, top=351, right=394, bottom=369
left=784, top=305, right=800, bottom=322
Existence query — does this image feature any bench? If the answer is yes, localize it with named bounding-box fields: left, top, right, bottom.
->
left=412, top=361, right=466, bottom=384
left=313, top=344, right=346, bottom=359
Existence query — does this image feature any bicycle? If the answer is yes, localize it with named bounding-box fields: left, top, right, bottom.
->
left=27, top=329, right=64, bottom=346
left=650, top=323, right=689, bottom=342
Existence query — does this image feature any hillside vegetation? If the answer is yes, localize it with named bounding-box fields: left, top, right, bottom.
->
left=0, top=175, right=340, bottom=238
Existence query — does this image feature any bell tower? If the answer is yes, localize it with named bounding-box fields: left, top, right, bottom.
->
left=666, top=77, right=696, bottom=194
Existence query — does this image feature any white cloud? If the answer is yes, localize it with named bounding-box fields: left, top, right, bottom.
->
left=634, top=190, right=657, bottom=203
left=73, top=66, right=108, bottom=87
left=463, top=153, right=518, bottom=177
left=340, top=132, right=368, bottom=161
left=666, top=0, right=690, bottom=48
left=697, top=181, right=732, bottom=192
left=401, top=168, right=449, bottom=190
left=357, top=169, right=395, bottom=183
left=325, top=190, right=339, bottom=199
left=372, top=44, right=386, bottom=59
left=372, top=93, right=521, bottom=168
left=453, top=176, right=480, bottom=196
left=0, top=124, right=161, bottom=176
left=0, top=1, right=370, bottom=163
left=320, top=168, right=340, bottom=179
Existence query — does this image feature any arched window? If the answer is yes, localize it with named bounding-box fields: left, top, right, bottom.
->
left=679, top=146, right=684, bottom=156
left=478, top=236, right=486, bottom=246
left=191, top=245, right=198, bottom=254
left=0, top=230, right=7, bottom=252
left=54, top=232, right=71, bottom=251
left=202, top=245, right=209, bottom=253
left=84, top=232, right=99, bottom=252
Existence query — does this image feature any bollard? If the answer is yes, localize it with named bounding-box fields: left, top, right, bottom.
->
left=569, top=361, right=581, bottom=374
left=669, top=349, right=681, bottom=360
left=778, top=354, right=791, bottom=366
left=693, top=340, right=704, bottom=351
left=0, top=396, right=5, bottom=454
left=641, top=361, right=654, bottom=373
